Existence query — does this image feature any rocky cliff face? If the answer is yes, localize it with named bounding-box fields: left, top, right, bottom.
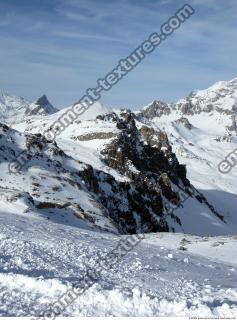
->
left=95, top=111, right=223, bottom=233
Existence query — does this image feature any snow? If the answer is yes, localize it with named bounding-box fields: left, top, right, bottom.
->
left=0, top=209, right=236, bottom=316
left=0, top=92, right=31, bottom=123
left=74, top=101, right=111, bottom=120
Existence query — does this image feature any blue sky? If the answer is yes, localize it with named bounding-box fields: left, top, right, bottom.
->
left=0, top=0, right=236, bottom=109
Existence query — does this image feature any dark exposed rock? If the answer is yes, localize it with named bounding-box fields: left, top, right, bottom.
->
left=78, top=163, right=166, bottom=233
left=175, top=117, right=193, bottom=130
left=96, top=112, right=118, bottom=122
left=73, top=132, right=117, bottom=141
left=227, top=115, right=237, bottom=136
left=25, top=95, right=57, bottom=116
left=36, top=201, right=70, bottom=209
left=139, top=100, right=171, bottom=119
left=101, top=111, right=189, bottom=186
left=25, top=134, right=45, bottom=152
left=0, top=122, right=9, bottom=132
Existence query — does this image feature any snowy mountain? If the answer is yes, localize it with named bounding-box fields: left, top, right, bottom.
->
left=0, top=92, right=31, bottom=123
left=0, top=78, right=237, bottom=316
left=25, top=94, right=57, bottom=117
left=0, top=92, right=57, bottom=124
left=139, top=77, right=237, bottom=118
left=175, top=77, right=237, bottom=115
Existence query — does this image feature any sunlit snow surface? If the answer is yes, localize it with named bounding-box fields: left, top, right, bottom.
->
left=0, top=208, right=237, bottom=317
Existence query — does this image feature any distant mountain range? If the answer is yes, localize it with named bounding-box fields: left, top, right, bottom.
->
left=0, top=92, right=57, bottom=124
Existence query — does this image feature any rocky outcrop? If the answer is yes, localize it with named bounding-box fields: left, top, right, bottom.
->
left=138, top=100, right=171, bottom=119
left=100, top=111, right=189, bottom=185
left=175, top=117, right=193, bottom=130
left=74, top=110, right=226, bottom=234
left=72, top=132, right=117, bottom=141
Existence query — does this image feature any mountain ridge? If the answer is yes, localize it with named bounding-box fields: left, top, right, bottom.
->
left=0, top=77, right=237, bottom=235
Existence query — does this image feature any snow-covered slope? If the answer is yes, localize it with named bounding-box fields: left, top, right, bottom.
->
left=72, top=101, right=111, bottom=121
left=0, top=92, right=31, bottom=123
left=0, top=209, right=236, bottom=316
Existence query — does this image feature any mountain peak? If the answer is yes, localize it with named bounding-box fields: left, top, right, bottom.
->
left=35, top=94, right=52, bottom=108
left=139, top=100, right=171, bottom=119
left=25, top=94, right=57, bottom=116
left=34, top=94, right=57, bottom=114
left=176, top=77, right=237, bottom=115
